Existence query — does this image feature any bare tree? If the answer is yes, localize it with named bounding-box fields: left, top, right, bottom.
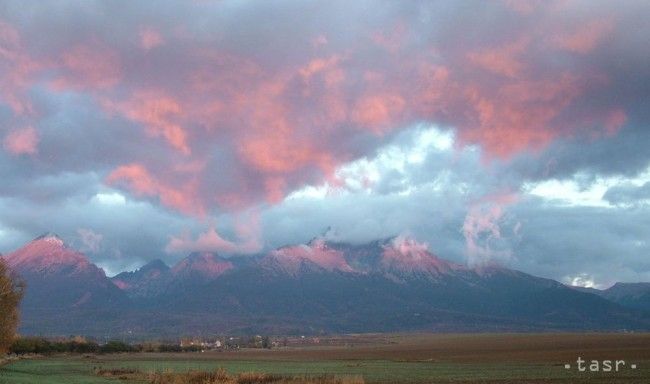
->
left=0, top=259, right=23, bottom=355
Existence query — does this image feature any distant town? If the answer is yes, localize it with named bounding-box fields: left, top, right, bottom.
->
left=7, top=334, right=381, bottom=356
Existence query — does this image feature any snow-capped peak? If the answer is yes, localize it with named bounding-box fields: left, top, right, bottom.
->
left=5, top=232, right=99, bottom=276
left=387, top=235, right=430, bottom=259
left=34, top=232, right=65, bottom=246
left=267, top=240, right=353, bottom=273
left=380, top=235, right=462, bottom=276
left=43, top=235, right=64, bottom=246
left=171, top=252, right=233, bottom=278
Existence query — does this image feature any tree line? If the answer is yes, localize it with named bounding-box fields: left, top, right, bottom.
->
left=8, top=336, right=280, bottom=355
left=0, top=259, right=23, bottom=355
left=9, top=337, right=207, bottom=355
left=10, top=338, right=137, bottom=354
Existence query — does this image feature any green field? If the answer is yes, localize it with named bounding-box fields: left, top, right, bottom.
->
left=2, top=356, right=649, bottom=383
left=2, top=334, right=650, bottom=383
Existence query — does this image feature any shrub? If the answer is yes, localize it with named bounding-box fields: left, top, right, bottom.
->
left=0, top=259, right=23, bottom=355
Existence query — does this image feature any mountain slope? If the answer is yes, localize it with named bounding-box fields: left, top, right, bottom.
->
left=112, top=259, right=170, bottom=298
left=4, top=233, right=130, bottom=335
left=5, top=234, right=650, bottom=336
left=110, top=251, right=236, bottom=302
left=170, top=252, right=234, bottom=280
left=129, top=237, right=649, bottom=334
left=5, top=233, right=127, bottom=309
left=576, top=283, right=650, bottom=311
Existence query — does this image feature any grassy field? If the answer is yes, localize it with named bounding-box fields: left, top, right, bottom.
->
left=2, top=333, right=650, bottom=383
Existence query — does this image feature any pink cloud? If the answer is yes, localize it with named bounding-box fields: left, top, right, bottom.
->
left=98, top=27, right=627, bottom=212
left=456, top=73, right=585, bottom=158
left=106, top=163, right=202, bottom=215
left=299, top=55, right=341, bottom=79
left=311, top=34, right=328, bottom=48
left=603, top=108, right=627, bottom=136
left=76, top=228, right=103, bottom=253
left=551, top=19, right=615, bottom=54
left=372, top=21, right=408, bottom=54
left=351, top=92, right=406, bottom=134
left=501, top=0, right=542, bottom=15
left=166, top=225, right=261, bottom=254
left=0, top=21, right=39, bottom=115
left=52, top=41, right=122, bottom=90
left=102, top=90, right=190, bottom=154
left=139, top=27, right=164, bottom=50
left=3, top=126, right=38, bottom=155
left=462, top=192, right=519, bottom=266
left=0, top=3, right=637, bottom=217
left=467, top=37, right=528, bottom=78
left=94, top=9, right=630, bottom=214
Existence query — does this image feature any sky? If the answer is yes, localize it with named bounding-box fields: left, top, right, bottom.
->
left=1, top=0, right=649, bottom=288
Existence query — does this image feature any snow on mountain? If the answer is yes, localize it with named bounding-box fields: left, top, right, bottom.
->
left=5, top=233, right=100, bottom=277
left=379, top=235, right=465, bottom=277
left=263, top=238, right=354, bottom=274
left=170, top=252, right=233, bottom=279
left=4, top=231, right=650, bottom=336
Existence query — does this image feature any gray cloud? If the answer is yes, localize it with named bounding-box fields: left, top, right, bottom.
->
left=604, top=182, right=650, bottom=206
left=0, top=1, right=649, bottom=287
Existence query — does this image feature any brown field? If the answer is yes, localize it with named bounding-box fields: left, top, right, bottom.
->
left=4, top=333, right=650, bottom=383
left=106, top=333, right=650, bottom=363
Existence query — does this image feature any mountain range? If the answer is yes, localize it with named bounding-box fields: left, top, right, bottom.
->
left=3, top=233, right=650, bottom=338
left=573, top=283, right=650, bottom=312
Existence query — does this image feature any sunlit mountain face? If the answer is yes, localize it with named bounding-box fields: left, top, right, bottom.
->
left=3, top=234, right=128, bottom=335
left=1, top=1, right=650, bottom=299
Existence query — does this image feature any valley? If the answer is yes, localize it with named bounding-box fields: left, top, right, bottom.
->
left=2, top=333, right=650, bottom=383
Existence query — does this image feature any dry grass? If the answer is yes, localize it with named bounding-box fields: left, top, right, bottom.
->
left=94, top=367, right=140, bottom=380
left=87, top=334, right=650, bottom=384
left=97, top=366, right=365, bottom=384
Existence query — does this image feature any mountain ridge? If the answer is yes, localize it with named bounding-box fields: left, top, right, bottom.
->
left=4, top=233, right=650, bottom=337
left=569, top=282, right=650, bottom=312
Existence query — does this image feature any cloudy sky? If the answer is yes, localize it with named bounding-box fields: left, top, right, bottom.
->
left=1, top=0, right=649, bottom=287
